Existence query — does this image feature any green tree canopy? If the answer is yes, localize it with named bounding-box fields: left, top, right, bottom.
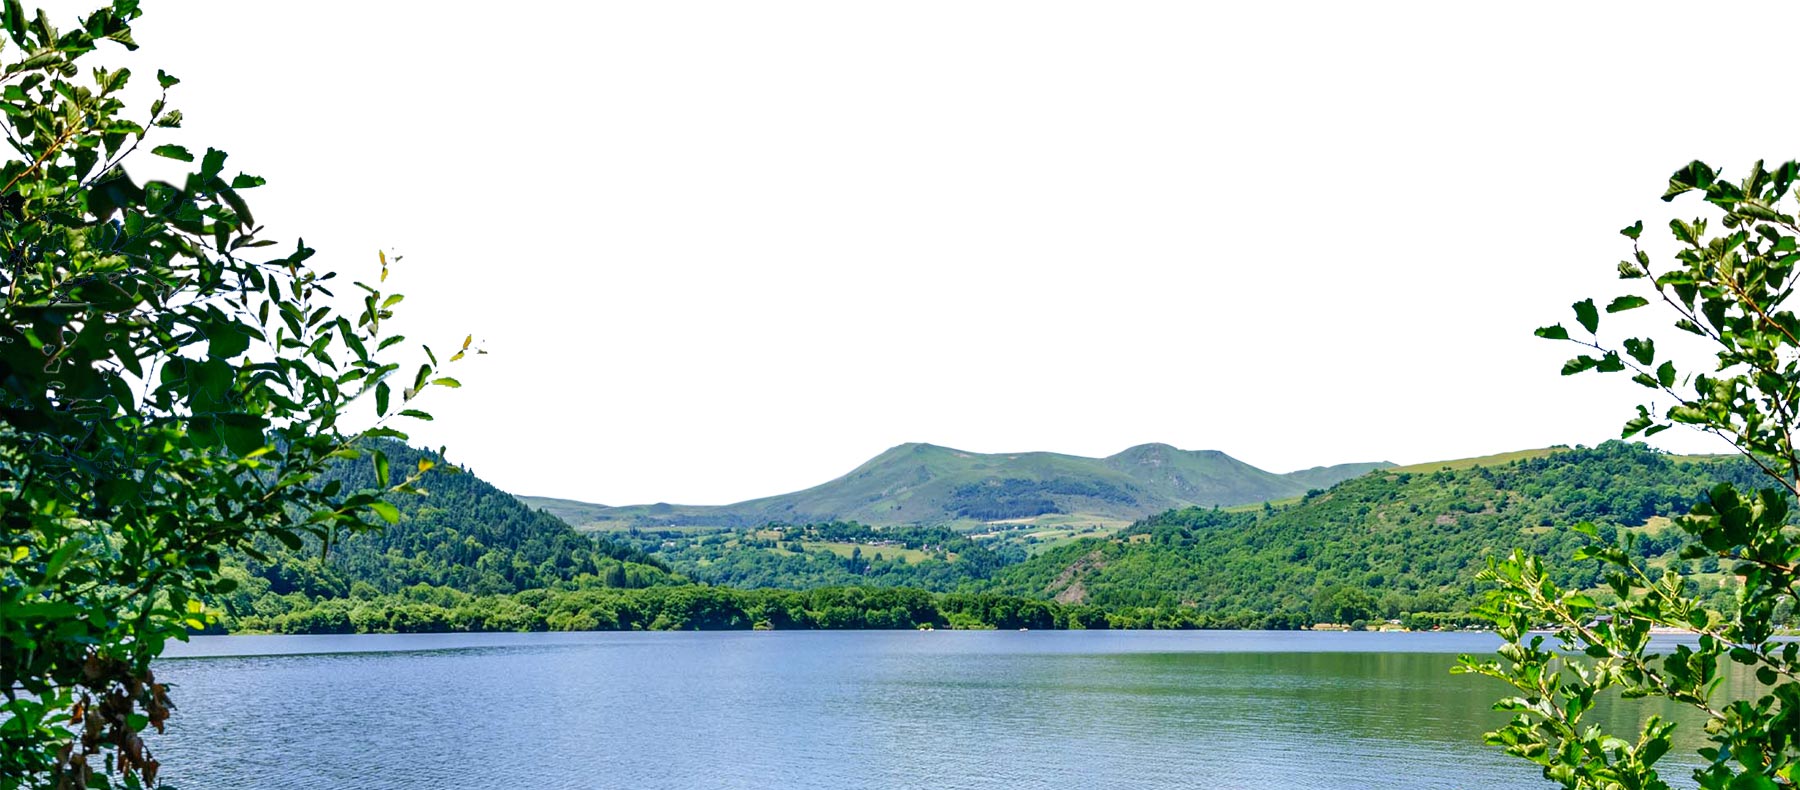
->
left=0, top=3, right=467, bottom=787
left=1462, top=160, right=1800, bottom=790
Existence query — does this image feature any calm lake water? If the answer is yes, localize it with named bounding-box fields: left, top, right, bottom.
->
left=151, top=630, right=1720, bottom=790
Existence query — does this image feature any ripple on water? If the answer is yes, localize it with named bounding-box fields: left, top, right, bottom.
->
left=149, top=630, right=1712, bottom=790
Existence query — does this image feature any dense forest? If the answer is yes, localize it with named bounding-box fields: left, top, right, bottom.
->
left=982, top=442, right=1768, bottom=624
left=216, top=442, right=679, bottom=628
left=215, top=440, right=1782, bottom=634
left=232, top=583, right=1101, bottom=634
left=624, top=522, right=1023, bottom=590
left=947, top=477, right=1137, bottom=520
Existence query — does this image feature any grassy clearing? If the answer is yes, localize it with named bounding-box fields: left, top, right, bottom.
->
left=968, top=513, right=1132, bottom=554
left=1626, top=515, right=1676, bottom=534
left=1667, top=453, right=1735, bottom=464
left=1222, top=496, right=1302, bottom=513
left=579, top=521, right=716, bottom=535
left=1383, top=448, right=1567, bottom=475
left=803, top=541, right=938, bottom=564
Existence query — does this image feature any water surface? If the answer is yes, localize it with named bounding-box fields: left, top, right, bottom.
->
left=151, top=630, right=1714, bottom=790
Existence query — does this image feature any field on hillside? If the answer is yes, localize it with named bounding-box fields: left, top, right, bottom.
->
left=1382, top=448, right=1565, bottom=475
left=971, top=514, right=1136, bottom=554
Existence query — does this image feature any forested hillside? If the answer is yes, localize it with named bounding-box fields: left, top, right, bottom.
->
left=628, top=522, right=1026, bottom=591
left=221, top=440, right=1775, bottom=633
left=216, top=442, right=679, bottom=630
left=983, top=442, right=1763, bottom=624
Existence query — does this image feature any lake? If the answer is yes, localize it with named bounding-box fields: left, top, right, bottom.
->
left=151, top=630, right=1714, bottom=789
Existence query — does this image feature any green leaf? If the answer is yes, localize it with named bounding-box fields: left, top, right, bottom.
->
left=1664, top=160, right=1717, bottom=202
left=150, top=144, right=192, bottom=162
left=1535, top=324, right=1569, bottom=340
left=430, top=377, right=461, bottom=389
left=1573, top=299, right=1599, bottom=334
left=1563, top=356, right=1600, bottom=376
left=374, top=450, right=389, bottom=488
left=200, top=147, right=227, bottom=181
left=214, top=413, right=270, bottom=456
left=156, top=68, right=179, bottom=88
left=1657, top=361, right=1676, bottom=388
left=374, top=381, right=390, bottom=417
left=206, top=324, right=250, bottom=360
left=1620, top=220, right=1643, bottom=240
left=1729, top=773, right=1776, bottom=790
left=1605, top=296, right=1649, bottom=313
left=368, top=501, right=400, bottom=525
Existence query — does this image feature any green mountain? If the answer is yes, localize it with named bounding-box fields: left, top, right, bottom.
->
left=980, top=441, right=1761, bottom=623
left=216, top=442, right=678, bottom=629
left=222, top=440, right=1782, bottom=634
left=617, top=442, right=1761, bottom=627
left=520, top=442, right=1392, bottom=530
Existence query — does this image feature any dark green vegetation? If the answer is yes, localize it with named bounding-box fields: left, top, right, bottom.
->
left=628, top=522, right=1024, bottom=591
left=211, top=452, right=1153, bottom=633
left=220, top=442, right=676, bottom=612
left=617, top=441, right=1766, bottom=629
left=0, top=4, right=468, bottom=788
left=986, top=442, right=1766, bottom=623
left=257, top=438, right=1777, bottom=637
left=520, top=441, right=1390, bottom=531
left=234, top=585, right=1086, bottom=634
left=1460, top=161, right=1800, bottom=790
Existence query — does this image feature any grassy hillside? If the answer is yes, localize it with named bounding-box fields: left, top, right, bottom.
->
left=1382, top=447, right=1567, bottom=475
left=512, top=495, right=615, bottom=528
left=529, top=442, right=1392, bottom=531
left=981, top=441, right=1762, bottom=623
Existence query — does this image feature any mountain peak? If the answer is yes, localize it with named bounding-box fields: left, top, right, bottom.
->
left=1108, top=443, right=1228, bottom=463
left=533, top=442, right=1385, bottom=529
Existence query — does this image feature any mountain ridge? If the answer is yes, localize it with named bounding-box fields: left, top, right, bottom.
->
left=518, top=442, right=1393, bottom=531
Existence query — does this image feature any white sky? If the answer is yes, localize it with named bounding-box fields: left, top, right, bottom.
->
left=68, top=1, right=1800, bottom=504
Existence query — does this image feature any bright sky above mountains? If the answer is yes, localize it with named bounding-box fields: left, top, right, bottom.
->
left=84, top=1, right=1800, bottom=504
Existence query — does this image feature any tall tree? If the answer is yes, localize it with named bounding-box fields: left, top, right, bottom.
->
left=1462, top=161, right=1800, bottom=789
left=0, top=3, right=467, bottom=787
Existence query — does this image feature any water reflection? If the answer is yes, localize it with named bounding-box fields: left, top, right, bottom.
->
left=150, top=631, right=1739, bottom=790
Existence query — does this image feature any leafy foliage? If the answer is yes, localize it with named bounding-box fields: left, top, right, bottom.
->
left=0, top=5, right=466, bottom=787
left=1461, top=160, right=1800, bottom=790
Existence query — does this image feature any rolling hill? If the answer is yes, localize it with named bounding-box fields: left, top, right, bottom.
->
left=519, top=442, right=1393, bottom=531
left=222, top=441, right=677, bottom=606
left=981, top=441, right=1763, bottom=620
